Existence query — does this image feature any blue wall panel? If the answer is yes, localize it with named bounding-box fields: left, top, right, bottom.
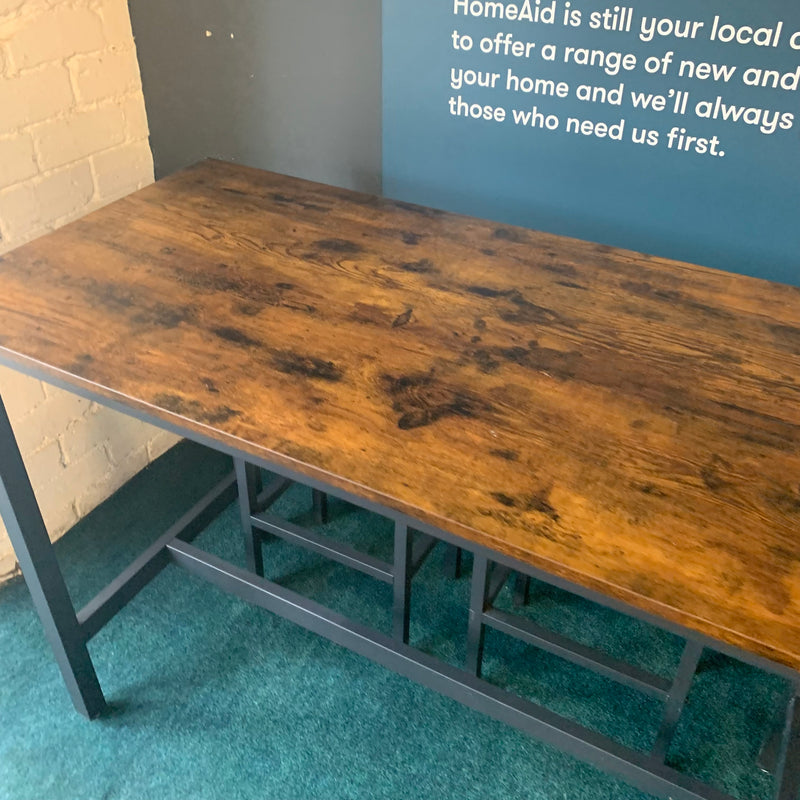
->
left=383, top=1, right=800, bottom=285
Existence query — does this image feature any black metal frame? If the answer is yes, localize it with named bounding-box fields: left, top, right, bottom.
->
left=1, top=370, right=800, bottom=800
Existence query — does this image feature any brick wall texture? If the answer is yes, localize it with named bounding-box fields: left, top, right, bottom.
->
left=0, top=0, right=179, bottom=582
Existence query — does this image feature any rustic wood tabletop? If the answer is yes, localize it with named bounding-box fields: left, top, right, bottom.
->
left=2, top=159, right=800, bottom=670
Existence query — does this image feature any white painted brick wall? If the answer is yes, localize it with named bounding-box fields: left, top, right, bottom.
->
left=0, top=0, right=180, bottom=583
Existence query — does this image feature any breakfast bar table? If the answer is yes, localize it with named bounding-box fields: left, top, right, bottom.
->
left=1, top=160, right=799, bottom=800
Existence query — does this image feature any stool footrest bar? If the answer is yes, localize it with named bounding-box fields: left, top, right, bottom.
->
left=254, top=476, right=292, bottom=513
left=251, top=510, right=394, bottom=583
left=483, top=607, right=671, bottom=699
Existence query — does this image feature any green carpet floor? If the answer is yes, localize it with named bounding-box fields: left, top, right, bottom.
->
left=0, top=441, right=792, bottom=799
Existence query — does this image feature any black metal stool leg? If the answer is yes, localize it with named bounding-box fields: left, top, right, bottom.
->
left=234, top=458, right=263, bottom=576
left=760, top=717, right=785, bottom=776
left=466, top=554, right=490, bottom=677
left=513, top=573, right=531, bottom=607
left=312, top=489, right=329, bottom=525
left=444, top=544, right=463, bottom=579
left=393, top=521, right=412, bottom=643
left=651, top=640, right=704, bottom=761
left=0, top=394, right=107, bottom=719
left=775, top=686, right=800, bottom=800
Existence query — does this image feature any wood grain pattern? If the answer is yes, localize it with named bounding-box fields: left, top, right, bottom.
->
left=1, top=159, right=800, bottom=669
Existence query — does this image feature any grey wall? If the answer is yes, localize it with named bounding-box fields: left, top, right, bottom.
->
left=128, top=0, right=381, bottom=193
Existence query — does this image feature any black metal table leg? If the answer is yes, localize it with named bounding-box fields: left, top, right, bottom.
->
left=466, top=554, right=490, bottom=677
left=234, top=458, right=263, bottom=577
left=0, top=395, right=106, bottom=719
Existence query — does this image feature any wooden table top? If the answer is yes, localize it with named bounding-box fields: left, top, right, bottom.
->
left=1, top=159, right=800, bottom=671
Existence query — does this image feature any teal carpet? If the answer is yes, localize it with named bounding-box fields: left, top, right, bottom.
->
left=0, top=441, right=791, bottom=799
